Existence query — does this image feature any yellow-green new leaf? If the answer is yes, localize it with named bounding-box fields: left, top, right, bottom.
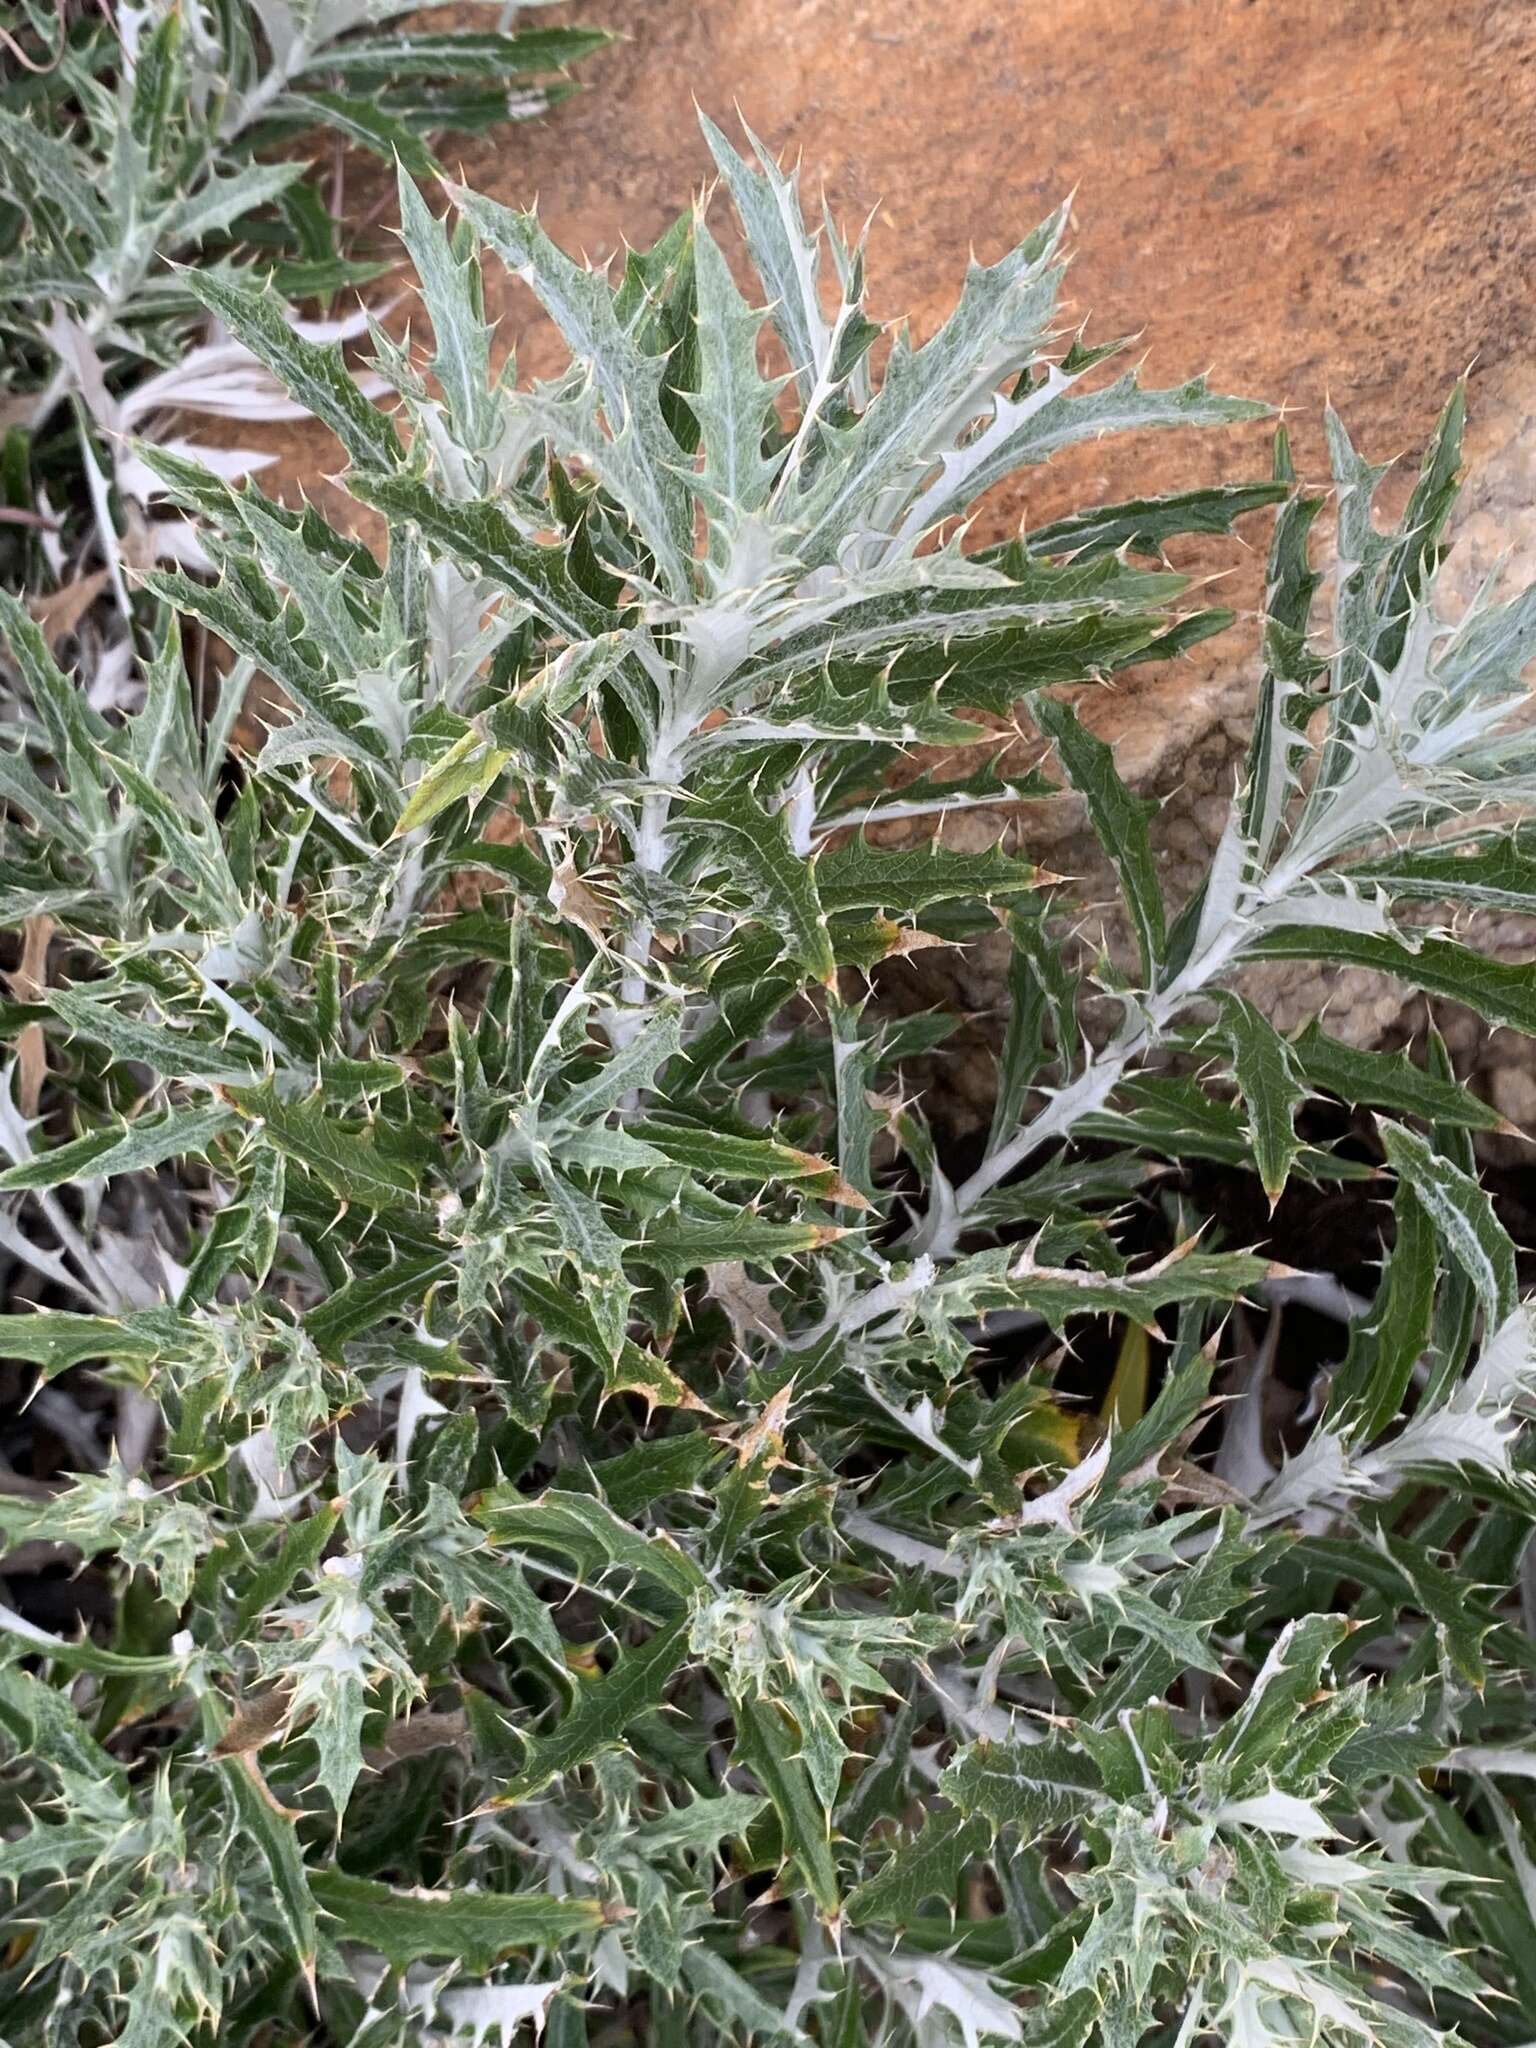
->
left=394, top=728, right=510, bottom=838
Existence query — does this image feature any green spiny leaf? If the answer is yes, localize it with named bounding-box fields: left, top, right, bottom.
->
left=1032, top=694, right=1164, bottom=981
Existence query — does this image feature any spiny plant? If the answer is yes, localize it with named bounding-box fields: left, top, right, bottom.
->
left=1, top=113, right=1536, bottom=2048
left=0, top=0, right=608, bottom=604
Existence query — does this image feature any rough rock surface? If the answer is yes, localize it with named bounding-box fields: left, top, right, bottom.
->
left=246, top=0, right=1536, bottom=1124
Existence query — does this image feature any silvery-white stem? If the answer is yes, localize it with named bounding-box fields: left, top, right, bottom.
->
left=916, top=912, right=1257, bottom=1259
left=613, top=715, right=687, bottom=1058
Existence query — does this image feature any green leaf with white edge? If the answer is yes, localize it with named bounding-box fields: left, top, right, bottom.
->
left=1379, top=1120, right=1517, bottom=1330
left=681, top=1948, right=808, bottom=2042
left=1237, top=428, right=1328, bottom=854
left=552, top=1002, right=684, bottom=1128
left=139, top=569, right=378, bottom=768
left=794, top=211, right=1068, bottom=567
left=829, top=993, right=883, bottom=1207
left=940, top=1735, right=1103, bottom=1837
left=447, top=183, right=691, bottom=594
left=1005, top=902, right=1083, bottom=1081
left=0, top=1309, right=173, bottom=1377
left=1215, top=992, right=1307, bottom=1206
left=731, top=1697, right=840, bottom=1919
left=1343, top=829, right=1536, bottom=914
left=0, top=1821, right=117, bottom=1884
left=164, top=162, right=306, bottom=247
left=300, top=1251, right=448, bottom=1356
left=223, top=484, right=386, bottom=681
left=689, top=213, right=783, bottom=547
left=396, top=167, right=496, bottom=446
left=1032, top=693, right=1164, bottom=981
left=819, top=756, right=1055, bottom=831
left=221, top=1083, right=424, bottom=1210
left=912, top=371, right=1271, bottom=536
left=1028, top=480, right=1288, bottom=561
left=394, top=727, right=509, bottom=837
left=683, top=792, right=836, bottom=983
left=219, top=1757, right=318, bottom=1986
left=1288, top=1020, right=1505, bottom=1132
left=630, top=1119, right=868, bottom=1208
left=0, top=1663, right=123, bottom=1783
left=0, top=1598, right=179, bottom=1675
left=186, top=269, right=402, bottom=472
left=939, top=1242, right=1273, bottom=1333
left=1071, top=1073, right=1368, bottom=1182
left=699, top=112, right=839, bottom=406
left=537, top=1168, right=631, bottom=1361
left=814, top=837, right=1039, bottom=917
left=749, top=559, right=1182, bottom=698
left=474, top=1487, right=709, bottom=1602
left=509, top=1268, right=708, bottom=1413
left=1303, top=393, right=1463, bottom=822
left=631, top=1786, right=767, bottom=1855
left=1330, top=1173, right=1438, bottom=1444
left=0, top=591, right=111, bottom=764
left=349, top=472, right=612, bottom=646
left=0, top=108, right=106, bottom=243
left=0, top=1105, right=235, bottom=1191
left=513, top=631, right=632, bottom=721
left=1246, top=926, right=1536, bottom=1037
left=274, top=91, right=439, bottom=177
left=1375, top=1531, right=1494, bottom=1691
left=296, top=27, right=612, bottom=82
left=630, top=1210, right=846, bottom=1283
left=1205, top=1614, right=1349, bottom=1790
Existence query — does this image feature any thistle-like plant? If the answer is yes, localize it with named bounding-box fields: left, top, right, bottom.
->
left=0, top=0, right=607, bottom=606
left=2, top=116, right=1536, bottom=2048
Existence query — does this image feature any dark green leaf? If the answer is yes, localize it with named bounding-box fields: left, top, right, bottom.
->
left=1032, top=694, right=1164, bottom=980
left=494, top=1618, right=690, bottom=1805
left=1215, top=993, right=1306, bottom=1206
left=309, top=1869, right=602, bottom=1970
left=845, top=1809, right=991, bottom=1926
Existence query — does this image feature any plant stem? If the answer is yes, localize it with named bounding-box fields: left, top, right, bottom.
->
left=913, top=917, right=1254, bottom=1258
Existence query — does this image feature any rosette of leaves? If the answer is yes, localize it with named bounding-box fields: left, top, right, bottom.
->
left=2, top=115, right=1536, bottom=2048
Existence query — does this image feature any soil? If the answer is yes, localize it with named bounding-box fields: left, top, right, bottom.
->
left=243, top=0, right=1536, bottom=1124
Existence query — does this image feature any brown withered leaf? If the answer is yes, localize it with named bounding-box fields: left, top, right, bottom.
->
left=8, top=915, right=54, bottom=1117
left=874, top=918, right=946, bottom=958
left=363, top=1707, right=470, bottom=1772
left=228, top=1747, right=303, bottom=1822
left=1158, top=1460, right=1249, bottom=1510
left=210, top=1685, right=290, bottom=1759
left=28, top=572, right=109, bottom=649
left=723, top=1380, right=795, bottom=1473
left=784, top=1147, right=873, bottom=1212
left=705, top=1261, right=786, bottom=1347
left=550, top=858, right=617, bottom=941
